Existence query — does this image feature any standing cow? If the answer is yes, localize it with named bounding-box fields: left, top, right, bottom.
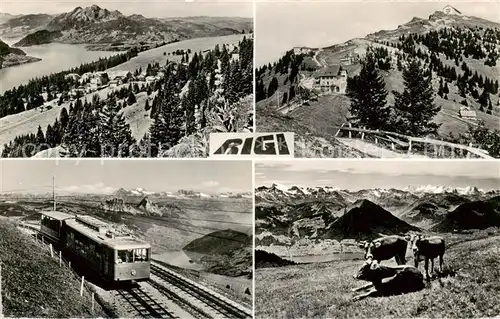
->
left=409, top=234, right=445, bottom=279
left=358, top=235, right=408, bottom=265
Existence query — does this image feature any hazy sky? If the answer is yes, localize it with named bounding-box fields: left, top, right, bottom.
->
left=0, top=160, right=252, bottom=195
left=255, top=160, right=500, bottom=191
left=0, top=0, right=253, bottom=17
left=256, top=0, right=500, bottom=66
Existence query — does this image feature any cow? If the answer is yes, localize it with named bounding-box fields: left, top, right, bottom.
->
left=351, top=259, right=425, bottom=301
left=409, top=234, right=445, bottom=279
left=358, top=235, right=408, bottom=265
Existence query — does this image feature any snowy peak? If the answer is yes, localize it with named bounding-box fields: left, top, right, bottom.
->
left=404, top=185, right=484, bottom=195
left=113, top=187, right=153, bottom=197
left=256, top=184, right=499, bottom=208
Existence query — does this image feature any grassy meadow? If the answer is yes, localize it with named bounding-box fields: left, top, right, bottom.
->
left=255, top=231, right=500, bottom=318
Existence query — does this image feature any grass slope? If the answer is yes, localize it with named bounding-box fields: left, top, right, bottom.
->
left=256, top=105, right=371, bottom=158
left=0, top=218, right=106, bottom=317
left=255, top=231, right=500, bottom=318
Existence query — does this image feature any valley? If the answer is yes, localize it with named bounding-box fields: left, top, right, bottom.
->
left=0, top=4, right=254, bottom=158
left=254, top=159, right=500, bottom=318
left=0, top=187, right=253, bottom=305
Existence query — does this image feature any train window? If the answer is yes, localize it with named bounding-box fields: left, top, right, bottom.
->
left=117, top=250, right=134, bottom=263
left=134, top=248, right=148, bottom=262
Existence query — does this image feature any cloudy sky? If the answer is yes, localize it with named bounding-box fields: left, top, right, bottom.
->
left=0, top=160, right=252, bottom=195
left=0, top=0, right=252, bottom=17
left=256, top=0, right=500, bottom=66
left=255, top=160, right=500, bottom=191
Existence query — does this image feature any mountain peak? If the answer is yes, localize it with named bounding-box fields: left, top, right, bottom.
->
left=48, top=5, right=123, bottom=30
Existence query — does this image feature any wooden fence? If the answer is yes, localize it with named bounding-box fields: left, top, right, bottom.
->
left=334, top=123, right=493, bottom=159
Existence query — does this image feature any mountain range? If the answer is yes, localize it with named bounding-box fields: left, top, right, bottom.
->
left=255, top=184, right=500, bottom=245
left=0, top=5, right=252, bottom=50
left=256, top=7, right=500, bottom=157
left=112, top=187, right=252, bottom=199
left=98, top=196, right=185, bottom=218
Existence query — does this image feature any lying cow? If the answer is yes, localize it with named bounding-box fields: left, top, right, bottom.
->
left=358, top=235, right=408, bottom=265
left=352, top=259, right=425, bottom=301
left=409, top=234, right=445, bottom=279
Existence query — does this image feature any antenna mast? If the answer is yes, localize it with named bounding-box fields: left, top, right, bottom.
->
left=53, top=175, right=56, bottom=211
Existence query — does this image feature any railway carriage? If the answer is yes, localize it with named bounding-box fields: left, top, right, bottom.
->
left=40, top=211, right=74, bottom=243
left=39, top=211, right=151, bottom=282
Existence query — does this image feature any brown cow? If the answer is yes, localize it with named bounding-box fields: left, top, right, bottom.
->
left=409, top=234, right=445, bottom=279
left=358, top=235, right=408, bottom=265
left=352, top=259, right=425, bottom=301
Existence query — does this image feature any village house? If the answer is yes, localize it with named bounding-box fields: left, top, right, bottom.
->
left=442, top=5, right=462, bottom=15
left=64, top=73, right=81, bottom=81
left=340, top=52, right=360, bottom=65
left=90, top=77, right=103, bottom=86
left=459, top=106, right=477, bottom=121
left=145, top=76, right=156, bottom=83
left=113, top=76, right=124, bottom=85
left=108, top=80, right=119, bottom=88
left=313, top=65, right=349, bottom=94
left=293, top=46, right=313, bottom=55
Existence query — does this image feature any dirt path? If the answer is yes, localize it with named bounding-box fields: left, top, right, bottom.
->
left=313, top=48, right=323, bottom=67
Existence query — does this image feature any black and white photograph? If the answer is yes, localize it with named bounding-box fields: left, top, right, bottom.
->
left=0, top=159, right=253, bottom=318
left=255, top=1, right=500, bottom=159
left=0, top=0, right=253, bottom=158
left=254, top=160, right=500, bottom=318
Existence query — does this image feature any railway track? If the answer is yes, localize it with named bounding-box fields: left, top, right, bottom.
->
left=18, top=223, right=252, bottom=318
left=150, top=263, right=252, bottom=319
left=116, top=285, right=177, bottom=318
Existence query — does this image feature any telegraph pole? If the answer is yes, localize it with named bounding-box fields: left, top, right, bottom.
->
left=53, top=175, right=56, bottom=211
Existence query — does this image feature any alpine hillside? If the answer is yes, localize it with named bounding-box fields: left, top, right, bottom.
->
left=256, top=6, right=500, bottom=158
left=0, top=39, right=40, bottom=68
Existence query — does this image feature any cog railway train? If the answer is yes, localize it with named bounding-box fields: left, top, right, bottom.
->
left=39, top=210, right=151, bottom=282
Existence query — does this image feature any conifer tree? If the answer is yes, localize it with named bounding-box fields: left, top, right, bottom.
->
left=346, top=52, right=391, bottom=130
left=478, top=89, right=490, bottom=110
left=127, top=91, right=137, bottom=105
left=267, top=77, right=279, bottom=98
left=149, top=77, right=184, bottom=156
left=393, top=59, right=441, bottom=136
left=36, top=125, right=46, bottom=149
left=45, top=124, right=56, bottom=147
left=100, top=95, right=136, bottom=157
left=60, top=107, right=69, bottom=129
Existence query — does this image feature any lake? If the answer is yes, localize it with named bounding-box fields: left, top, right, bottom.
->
left=0, top=34, right=249, bottom=94
left=0, top=41, right=119, bottom=94
left=152, top=250, right=206, bottom=271
left=289, top=252, right=365, bottom=263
